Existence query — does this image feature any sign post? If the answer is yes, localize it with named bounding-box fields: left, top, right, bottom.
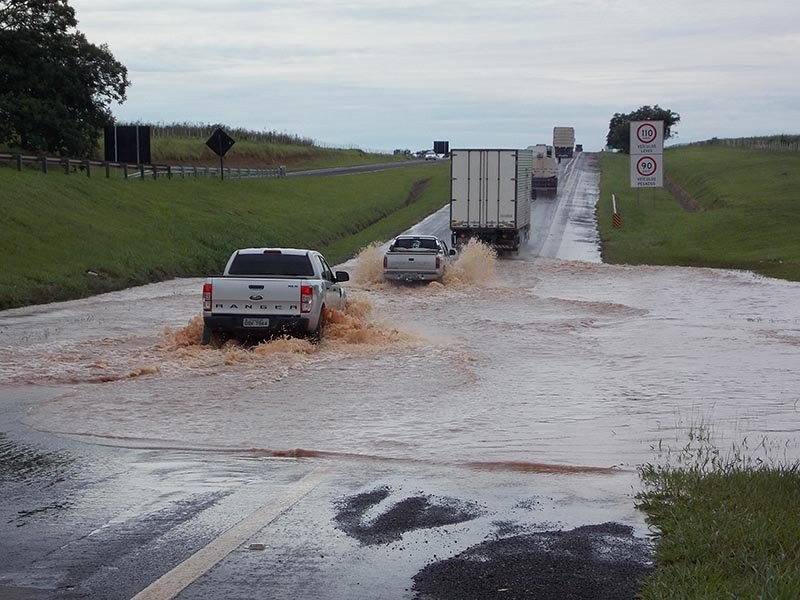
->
left=205, top=128, right=236, bottom=181
left=630, top=120, right=663, bottom=188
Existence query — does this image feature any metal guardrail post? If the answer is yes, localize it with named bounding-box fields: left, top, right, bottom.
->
left=123, top=164, right=129, bottom=179
left=15, top=154, right=22, bottom=171
left=104, top=161, right=110, bottom=178
left=41, top=156, right=47, bottom=173
left=83, top=160, right=90, bottom=178
left=139, top=164, right=145, bottom=180
left=62, top=158, right=70, bottom=174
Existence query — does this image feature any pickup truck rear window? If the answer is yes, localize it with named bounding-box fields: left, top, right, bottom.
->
left=391, top=238, right=439, bottom=250
left=228, top=253, right=314, bottom=277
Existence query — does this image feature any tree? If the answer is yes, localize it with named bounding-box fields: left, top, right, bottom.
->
left=0, top=0, right=130, bottom=156
left=606, top=105, right=680, bottom=153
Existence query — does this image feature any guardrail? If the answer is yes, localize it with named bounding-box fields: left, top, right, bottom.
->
left=0, top=153, right=286, bottom=180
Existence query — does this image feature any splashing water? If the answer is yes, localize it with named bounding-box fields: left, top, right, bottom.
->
left=351, top=242, right=387, bottom=286
left=444, top=239, right=497, bottom=286
left=159, top=295, right=418, bottom=361
left=162, top=315, right=204, bottom=349
left=350, top=238, right=497, bottom=290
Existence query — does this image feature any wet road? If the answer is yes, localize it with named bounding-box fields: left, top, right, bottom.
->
left=2, top=153, right=799, bottom=599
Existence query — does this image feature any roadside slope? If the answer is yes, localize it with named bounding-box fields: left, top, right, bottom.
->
left=597, top=146, right=800, bottom=281
left=0, top=163, right=449, bottom=310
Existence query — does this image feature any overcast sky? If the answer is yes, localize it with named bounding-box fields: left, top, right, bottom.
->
left=70, top=0, right=799, bottom=152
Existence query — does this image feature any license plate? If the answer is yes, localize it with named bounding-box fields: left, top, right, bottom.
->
left=243, top=318, right=270, bottom=328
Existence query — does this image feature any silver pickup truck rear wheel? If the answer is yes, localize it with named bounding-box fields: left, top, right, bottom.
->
left=308, top=306, right=325, bottom=344
left=201, top=326, right=224, bottom=348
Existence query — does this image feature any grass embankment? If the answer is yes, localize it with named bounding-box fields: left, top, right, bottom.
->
left=636, top=436, right=800, bottom=599
left=598, top=146, right=800, bottom=281
left=150, top=136, right=406, bottom=170
left=0, top=162, right=449, bottom=310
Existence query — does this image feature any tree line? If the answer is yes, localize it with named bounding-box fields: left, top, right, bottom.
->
left=0, top=0, right=129, bottom=157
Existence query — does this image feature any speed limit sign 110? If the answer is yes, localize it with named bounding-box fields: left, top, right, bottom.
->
left=630, top=121, right=663, bottom=155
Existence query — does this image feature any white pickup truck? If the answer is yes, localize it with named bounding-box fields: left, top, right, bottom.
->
left=202, top=248, right=349, bottom=345
left=383, top=235, right=456, bottom=282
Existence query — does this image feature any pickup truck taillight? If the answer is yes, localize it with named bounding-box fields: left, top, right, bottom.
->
left=435, top=257, right=441, bottom=269
left=202, top=283, right=212, bottom=312
left=383, top=256, right=388, bottom=269
left=300, top=285, right=313, bottom=313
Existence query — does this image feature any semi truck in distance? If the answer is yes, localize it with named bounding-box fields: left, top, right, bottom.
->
left=528, top=144, right=559, bottom=196
left=450, top=148, right=533, bottom=253
left=553, top=127, right=575, bottom=160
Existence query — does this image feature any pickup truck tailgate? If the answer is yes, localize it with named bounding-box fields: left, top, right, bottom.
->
left=385, top=251, right=438, bottom=271
left=209, top=278, right=305, bottom=315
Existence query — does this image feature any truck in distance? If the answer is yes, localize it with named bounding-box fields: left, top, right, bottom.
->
left=553, top=127, right=575, bottom=160
left=383, top=235, right=457, bottom=282
left=528, top=144, right=559, bottom=196
left=449, top=148, right=533, bottom=253
left=201, top=247, right=349, bottom=346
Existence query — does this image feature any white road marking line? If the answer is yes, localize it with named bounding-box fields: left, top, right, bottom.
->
left=130, top=466, right=328, bottom=600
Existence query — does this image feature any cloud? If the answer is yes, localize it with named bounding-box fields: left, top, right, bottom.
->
left=70, top=0, right=800, bottom=151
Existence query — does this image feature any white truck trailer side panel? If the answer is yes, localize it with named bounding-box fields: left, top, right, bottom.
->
left=451, top=149, right=530, bottom=229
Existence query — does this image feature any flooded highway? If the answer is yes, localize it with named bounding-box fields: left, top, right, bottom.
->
left=2, top=153, right=799, bottom=599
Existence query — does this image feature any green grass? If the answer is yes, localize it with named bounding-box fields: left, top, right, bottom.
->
left=636, top=433, right=800, bottom=599
left=597, top=146, right=800, bottom=281
left=149, top=136, right=407, bottom=170
left=0, top=162, right=449, bottom=309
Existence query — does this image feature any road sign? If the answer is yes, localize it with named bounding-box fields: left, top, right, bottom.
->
left=630, top=154, right=663, bottom=187
left=205, top=128, right=236, bottom=181
left=206, top=128, right=235, bottom=157
left=630, top=121, right=663, bottom=155
left=630, top=120, right=664, bottom=188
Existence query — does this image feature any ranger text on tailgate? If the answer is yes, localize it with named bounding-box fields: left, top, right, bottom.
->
left=202, top=248, right=349, bottom=345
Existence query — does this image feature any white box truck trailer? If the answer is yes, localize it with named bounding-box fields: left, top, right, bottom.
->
left=449, top=148, right=533, bottom=252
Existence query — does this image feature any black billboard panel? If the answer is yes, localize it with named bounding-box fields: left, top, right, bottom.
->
left=104, top=125, right=152, bottom=164
left=433, top=140, right=449, bottom=155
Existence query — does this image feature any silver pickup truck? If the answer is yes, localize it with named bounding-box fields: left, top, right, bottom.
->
left=383, top=235, right=456, bottom=282
left=202, top=248, right=349, bottom=345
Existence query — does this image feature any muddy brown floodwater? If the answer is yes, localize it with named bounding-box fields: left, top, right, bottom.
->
left=1, top=239, right=798, bottom=470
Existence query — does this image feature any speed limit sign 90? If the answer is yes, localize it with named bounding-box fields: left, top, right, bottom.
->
left=630, top=154, right=663, bottom=187
left=636, top=156, right=658, bottom=177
